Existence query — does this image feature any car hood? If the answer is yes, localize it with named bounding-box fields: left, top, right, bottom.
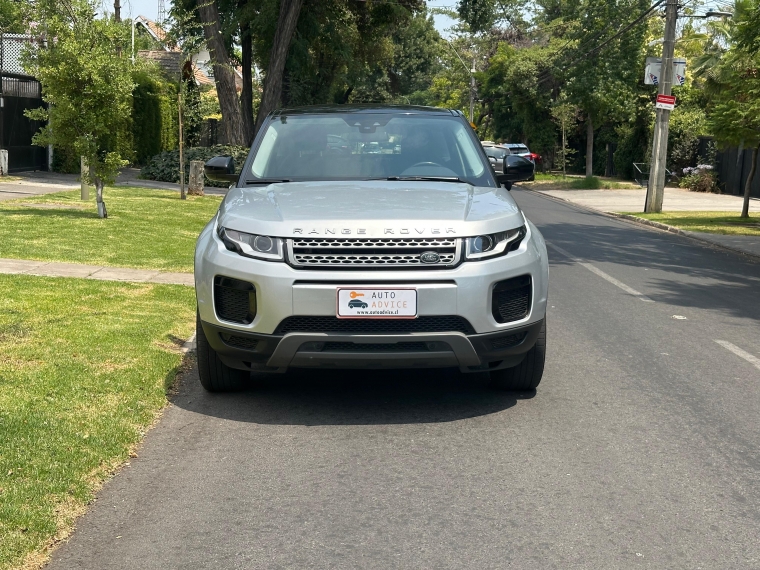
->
left=217, top=180, right=525, bottom=238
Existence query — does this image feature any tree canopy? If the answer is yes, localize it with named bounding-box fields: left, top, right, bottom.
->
left=24, top=0, right=134, bottom=217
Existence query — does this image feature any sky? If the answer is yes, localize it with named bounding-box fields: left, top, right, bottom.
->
left=123, top=0, right=457, bottom=35
left=121, top=0, right=163, bottom=22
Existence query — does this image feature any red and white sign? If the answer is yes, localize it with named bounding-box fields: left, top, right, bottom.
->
left=655, top=94, right=676, bottom=110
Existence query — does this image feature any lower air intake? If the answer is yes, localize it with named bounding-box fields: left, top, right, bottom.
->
left=492, top=275, right=531, bottom=324
left=214, top=276, right=256, bottom=324
left=275, top=316, right=475, bottom=335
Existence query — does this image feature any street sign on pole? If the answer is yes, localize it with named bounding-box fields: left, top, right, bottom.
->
left=655, top=94, right=676, bottom=110
left=644, top=57, right=687, bottom=86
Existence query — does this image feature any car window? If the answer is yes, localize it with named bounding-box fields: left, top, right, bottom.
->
left=508, top=145, right=529, bottom=153
left=484, top=147, right=507, bottom=159
left=249, top=113, right=493, bottom=186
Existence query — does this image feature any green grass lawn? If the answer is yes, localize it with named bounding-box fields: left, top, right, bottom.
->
left=0, top=187, right=222, bottom=272
left=530, top=173, right=634, bottom=189
left=0, top=274, right=196, bottom=570
left=628, top=211, right=760, bottom=236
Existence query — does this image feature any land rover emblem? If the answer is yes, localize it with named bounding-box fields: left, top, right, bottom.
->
left=420, top=251, right=440, bottom=264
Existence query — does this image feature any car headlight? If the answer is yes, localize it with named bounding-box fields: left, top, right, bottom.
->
left=465, top=226, right=527, bottom=260
left=218, top=227, right=284, bottom=261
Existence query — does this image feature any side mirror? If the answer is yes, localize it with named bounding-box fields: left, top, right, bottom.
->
left=204, top=156, right=238, bottom=183
left=495, top=175, right=513, bottom=190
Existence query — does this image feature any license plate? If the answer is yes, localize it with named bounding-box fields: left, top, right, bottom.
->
left=337, top=288, right=417, bottom=319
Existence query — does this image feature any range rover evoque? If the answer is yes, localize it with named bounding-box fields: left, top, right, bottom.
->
left=195, top=106, right=548, bottom=392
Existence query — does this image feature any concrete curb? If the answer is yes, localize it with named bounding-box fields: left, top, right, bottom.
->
left=521, top=186, right=760, bottom=263
left=607, top=212, right=690, bottom=235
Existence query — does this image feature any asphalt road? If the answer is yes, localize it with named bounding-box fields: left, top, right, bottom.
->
left=47, top=188, right=760, bottom=569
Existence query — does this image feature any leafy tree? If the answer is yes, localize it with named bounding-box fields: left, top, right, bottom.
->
left=554, top=0, right=651, bottom=176
left=0, top=0, right=31, bottom=32
left=24, top=0, right=134, bottom=218
left=551, top=96, right=579, bottom=176
left=708, top=47, right=760, bottom=217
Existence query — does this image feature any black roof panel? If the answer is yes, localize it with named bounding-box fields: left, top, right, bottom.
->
left=271, top=104, right=456, bottom=116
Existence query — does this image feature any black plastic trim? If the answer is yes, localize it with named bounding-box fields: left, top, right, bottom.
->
left=200, top=318, right=543, bottom=373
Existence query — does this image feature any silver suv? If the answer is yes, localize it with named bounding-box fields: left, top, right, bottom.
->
left=195, top=106, right=548, bottom=392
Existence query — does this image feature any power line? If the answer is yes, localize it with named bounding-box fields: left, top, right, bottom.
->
left=535, top=0, right=666, bottom=87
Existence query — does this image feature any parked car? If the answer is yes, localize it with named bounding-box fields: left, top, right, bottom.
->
left=198, top=105, right=547, bottom=393
left=482, top=144, right=510, bottom=173
left=503, top=144, right=542, bottom=180
left=505, top=143, right=541, bottom=172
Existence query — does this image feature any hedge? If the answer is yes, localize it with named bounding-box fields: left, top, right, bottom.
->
left=140, top=145, right=250, bottom=187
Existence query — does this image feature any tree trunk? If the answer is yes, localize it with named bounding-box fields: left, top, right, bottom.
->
left=197, top=0, right=245, bottom=146
left=585, top=115, right=594, bottom=177
left=240, top=20, right=254, bottom=145
left=741, top=143, right=759, bottom=219
left=95, top=177, right=107, bottom=219
left=735, top=139, right=745, bottom=195
left=253, top=0, right=304, bottom=137
left=189, top=160, right=205, bottom=196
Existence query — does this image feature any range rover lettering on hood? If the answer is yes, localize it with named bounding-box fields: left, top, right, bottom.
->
left=293, top=228, right=457, bottom=235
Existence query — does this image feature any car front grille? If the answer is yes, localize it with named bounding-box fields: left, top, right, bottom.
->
left=492, top=275, right=532, bottom=324
left=287, top=237, right=460, bottom=269
left=275, top=315, right=476, bottom=335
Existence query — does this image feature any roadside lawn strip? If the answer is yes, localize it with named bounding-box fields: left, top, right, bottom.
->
left=625, top=211, right=760, bottom=236
left=0, top=188, right=211, bottom=569
left=0, top=187, right=222, bottom=273
left=528, top=174, right=637, bottom=190
left=0, top=275, right=196, bottom=570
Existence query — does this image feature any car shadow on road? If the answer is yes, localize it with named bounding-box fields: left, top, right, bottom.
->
left=171, top=363, right=532, bottom=426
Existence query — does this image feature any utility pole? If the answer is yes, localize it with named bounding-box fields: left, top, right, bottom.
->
left=114, top=0, right=121, bottom=22
left=644, top=0, right=677, bottom=213
left=470, top=58, right=476, bottom=123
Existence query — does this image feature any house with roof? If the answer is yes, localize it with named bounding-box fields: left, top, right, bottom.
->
left=132, top=16, right=242, bottom=91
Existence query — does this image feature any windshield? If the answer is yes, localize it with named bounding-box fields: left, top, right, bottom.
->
left=249, top=113, right=494, bottom=187
left=508, top=145, right=529, bottom=153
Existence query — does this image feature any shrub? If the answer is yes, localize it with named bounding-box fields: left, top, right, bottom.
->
left=140, top=145, right=250, bottom=188
left=679, top=165, right=718, bottom=193
left=132, top=70, right=178, bottom=165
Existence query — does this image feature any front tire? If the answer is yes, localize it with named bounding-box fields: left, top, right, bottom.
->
left=196, top=312, right=250, bottom=392
left=490, top=319, right=546, bottom=391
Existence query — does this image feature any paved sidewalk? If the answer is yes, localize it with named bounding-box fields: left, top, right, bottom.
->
left=530, top=185, right=760, bottom=213
left=0, top=176, right=78, bottom=201
left=116, top=168, right=226, bottom=195
left=0, top=168, right=225, bottom=200
left=0, top=258, right=194, bottom=286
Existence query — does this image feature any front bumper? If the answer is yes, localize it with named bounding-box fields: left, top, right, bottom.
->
left=201, top=318, right=544, bottom=373
left=195, top=218, right=549, bottom=372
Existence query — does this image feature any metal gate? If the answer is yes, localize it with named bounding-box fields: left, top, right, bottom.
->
left=1, top=33, right=48, bottom=172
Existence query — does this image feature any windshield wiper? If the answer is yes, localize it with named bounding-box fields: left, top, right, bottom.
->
left=244, top=178, right=291, bottom=184
left=382, top=176, right=474, bottom=185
